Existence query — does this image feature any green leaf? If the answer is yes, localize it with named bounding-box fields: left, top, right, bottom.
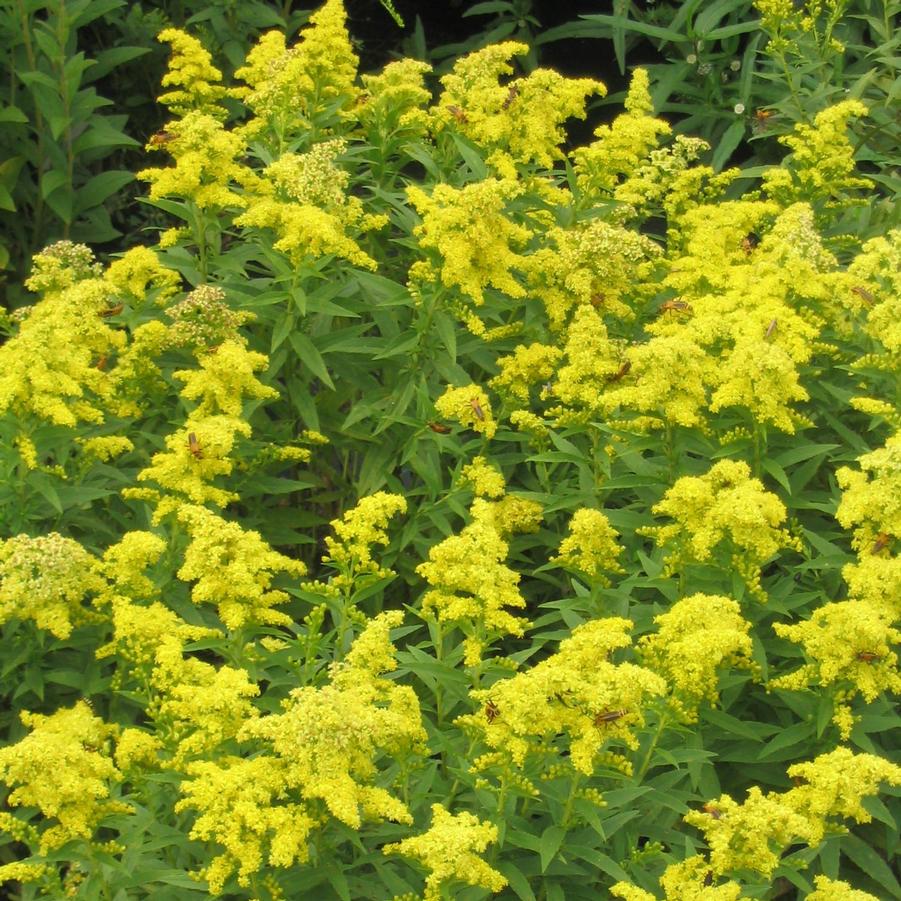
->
left=74, top=170, right=133, bottom=214
left=289, top=332, right=334, bottom=389
left=540, top=825, right=567, bottom=872
left=840, top=833, right=901, bottom=898
left=712, top=119, right=746, bottom=171
left=496, top=861, right=537, bottom=900
left=580, top=13, right=688, bottom=43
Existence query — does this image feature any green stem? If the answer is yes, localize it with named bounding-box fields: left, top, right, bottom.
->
left=636, top=712, right=669, bottom=783
left=561, top=772, right=583, bottom=829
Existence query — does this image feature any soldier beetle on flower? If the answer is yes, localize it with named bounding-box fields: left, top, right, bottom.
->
left=428, top=421, right=451, bottom=434
left=872, top=532, right=891, bottom=554
left=593, top=709, right=627, bottom=727
left=100, top=303, right=124, bottom=317
left=447, top=105, right=468, bottom=124
left=187, top=432, right=203, bottom=460
left=765, top=318, right=778, bottom=339
left=659, top=299, right=692, bottom=314
left=470, top=397, right=485, bottom=421
left=856, top=651, right=883, bottom=664
left=607, top=360, right=631, bottom=382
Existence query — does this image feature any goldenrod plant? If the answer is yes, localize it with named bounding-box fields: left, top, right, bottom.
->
left=0, top=2, right=898, bottom=898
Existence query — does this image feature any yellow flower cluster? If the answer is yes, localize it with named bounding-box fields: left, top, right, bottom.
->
left=526, top=220, right=661, bottom=330
left=235, top=139, right=386, bottom=269
left=417, top=498, right=529, bottom=665
left=383, top=804, right=507, bottom=901
left=771, top=600, right=901, bottom=737
left=435, top=41, right=604, bottom=174
left=641, top=460, right=801, bottom=599
left=359, top=58, right=432, bottom=137
left=682, top=748, right=901, bottom=878
left=572, top=68, right=670, bottom=202
left=176, top=504, right=307, bottom=630
left=489, top=341, right=561, bottom=403
left=434, top=384, right=497, bottom=438
left=175, top=613, right=425, bottom=892
left=552, top=508, right=624, bottom=586
left=459, top=618, right=666, bottom=776
left=614, top=854, right=744, bottom=900
left=321, top=491, right=407, bottom=592
left=232, top=0, right=358, bottom=140
left=407, top=177, right=530, bottom=311
left=459, top=455, right=506, bottom=498
left=151, top=638, right=261, bottom=764
left=0, top=533, right=104, bottom=638
left=762, top=101, right=871, bottom=210
left=836, top=434, right=900, bottom=556
left=0, top=702, right=129, bottom=852
left=155, top=29, right=226, bottom=117
left=638, top=594, right=755, bottom=722
left=0, top=244, right=125, bottom=432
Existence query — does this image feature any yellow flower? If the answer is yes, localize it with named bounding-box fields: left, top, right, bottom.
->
left=235, top=140, right=385, bottom=269
left=138, top=111, right=246, bottom=212
left=0, top=262, right=125, bottom=428
left=684, top=785, right=816, bottom=877
left=95, top=597, right=220, bottom=672
left=359, top=58, right=432, bottom=136
left=152, top=639, right=260, bottom=764
left=762, top=101, right=872, bottom=210
left=239, top=612, right=426, bottom=828
left=77, top=435, right=134, bottom=462
left=115, top=728, right=162, bottom=773
left=638, top=594, right=755, bottom=722
left=640, top=460, right=800, bottom=599
left=175, top=339, right=278, bottom=417
left=407, top=177, right=531, bottom=307
left=233, top=0, right=358, bottom=140
left=105, top=245, right=181, bottom=305
left=460, top=455, right=506, bottom=499
left=489, top=342, right=561, bottom=404
left=572, top=68, right=671, bottom=201
left=383, top=804, right=507, bottom=901
left=166, top=284, right=253, bottom=352
left=0, top=533, right=104, bottom=638
left=807, top=874, right=881, bottom=900
left=100, top=530, right=167, bottom=602
left=601, top=333, right=712, bottom=432
left=175, top=754, right=313, bottom=893
left=434, top=384, right=497, bottom=438
left=156, top=28, right=226, bottom=117
left=525, top=221, right=661, bottom=330
left=836, top=434, right=901, bottom=555
left=842, top=554, right=901, bottom=618
left=784, top=747, right=901, bottom=845
left=435, top=41, right=603, bottom=172
left=176, top=504, right=307, bottom=630
left=459, top=618, right=666, bottom=776
left=771, top=600, right=901, bottom=738
left=552, top=508, right=624, bottom=586
left=417, top=498, right=528, bottom=664
left=321, top=491, right=407, bottom=593
left=135, top=418, right=251, bottom=510
left=0, top=702, right=129, bottom=852
left=24, top=240, right=102, bottom=293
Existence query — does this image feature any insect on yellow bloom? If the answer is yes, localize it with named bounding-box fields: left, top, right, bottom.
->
left=856, top=650, right=883, bottom=663
left=187, top=432, right=203, bottom=460
left=851, top=285, right=874, bottom=304
left=485, top=700, right=500, bottom=723
left=501, top=84, right=519, bottom=110
left=470, top=396, right=485, bottom=421
left=702, top=802, right=723, bottom=820
left=100, top=303, right=124, bottom=317
left=148, top=130, right=177, bottom=147
left=872, top=532, right=891, bottom=554
left=593, top=708, right=627, bottom=726
left=447, top=104, right=468, bottom=124
left=659, top=298, right=692, bottom=314
left=428, top=421, right=451, bottom=434
left=765, top=318, right=778, bottom=339
left=607, top=360, right=631, bottom=382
